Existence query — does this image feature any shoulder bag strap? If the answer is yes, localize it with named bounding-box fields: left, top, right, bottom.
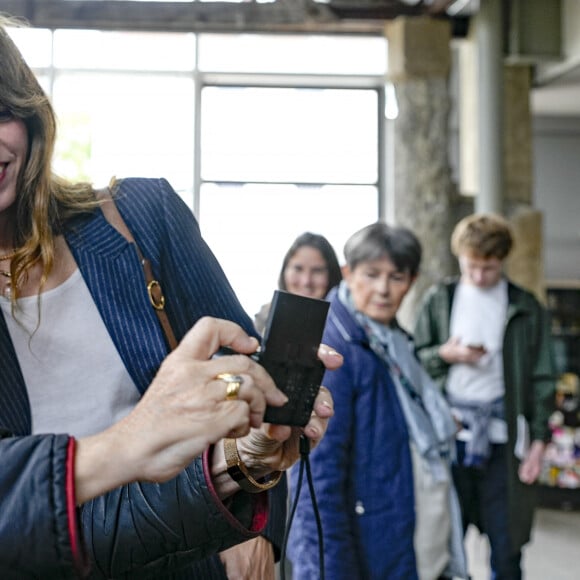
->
left=97, top=187, right=178, bottom=351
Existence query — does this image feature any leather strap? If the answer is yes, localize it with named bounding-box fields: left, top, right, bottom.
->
left=98, top=186, right=178, bottom=351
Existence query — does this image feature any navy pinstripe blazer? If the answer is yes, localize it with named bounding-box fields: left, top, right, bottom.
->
left=0, top=178, right=284, bottom=578
left=0, top=177, right=257, bottom=435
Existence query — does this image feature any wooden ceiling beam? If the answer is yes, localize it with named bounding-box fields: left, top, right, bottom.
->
left=1, top=0, right=460, bottom=35
left=0, top=0, right=386, bottom=34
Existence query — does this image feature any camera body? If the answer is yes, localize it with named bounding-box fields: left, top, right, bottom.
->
left=217, top=290, right=330, bottom=426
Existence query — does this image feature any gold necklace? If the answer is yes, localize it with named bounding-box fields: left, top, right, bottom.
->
left=0, top=249, right=18, bottom=262
left=0, top=270, right=12, bottom=299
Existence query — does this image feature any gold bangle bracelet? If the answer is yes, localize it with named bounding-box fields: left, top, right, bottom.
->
left=223, top=438, right=283, bottom=494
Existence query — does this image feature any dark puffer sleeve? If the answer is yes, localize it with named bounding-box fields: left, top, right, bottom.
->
left=81, top=446, right=267, bottom=579
left=0, top=434, right=87, bottom=579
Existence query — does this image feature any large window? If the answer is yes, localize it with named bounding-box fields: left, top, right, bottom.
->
left=200, top=85, right=379, bottom=314
left=10, top=28, right=387, bottom=317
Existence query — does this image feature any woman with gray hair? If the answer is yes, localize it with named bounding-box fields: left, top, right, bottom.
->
left=287, top=222, right=467, bottom=579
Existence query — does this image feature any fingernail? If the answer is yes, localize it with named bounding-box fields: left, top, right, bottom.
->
left=275, top=392, right=289, bottom=404
left=324, top=347, right=340, bottom=356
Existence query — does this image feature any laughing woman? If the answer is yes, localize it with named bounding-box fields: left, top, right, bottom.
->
left=0, top=16, right=338, bottom=579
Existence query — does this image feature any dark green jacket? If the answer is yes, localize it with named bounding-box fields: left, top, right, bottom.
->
left=413, top=278, right=556, bottom=550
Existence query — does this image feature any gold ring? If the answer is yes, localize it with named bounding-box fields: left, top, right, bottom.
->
left=217, top=373, right=244, bottom=400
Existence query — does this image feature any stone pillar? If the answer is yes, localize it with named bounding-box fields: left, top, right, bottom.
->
left=503, top=63, right=546, bottom=302
left=505, top=209, right=546, bottom=303
left=385, top=16, right=456, bottom=330
left=504, top=64, right=533, bottom=207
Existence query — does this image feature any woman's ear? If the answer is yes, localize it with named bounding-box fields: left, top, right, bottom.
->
left=341, top=264, right=351, bottom=280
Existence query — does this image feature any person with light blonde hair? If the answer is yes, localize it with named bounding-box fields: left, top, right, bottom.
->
left=414, top=213, right=556, bottom=580
left=450, top=213, right=513, bottom=260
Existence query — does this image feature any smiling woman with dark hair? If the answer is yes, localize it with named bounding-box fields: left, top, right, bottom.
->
left=254, top=231, right=342, bottom=335
left=287, top=221, right=467, bottom=580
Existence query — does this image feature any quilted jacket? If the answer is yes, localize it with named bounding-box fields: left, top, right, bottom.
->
left=287, top=287, right=418, bottom=580
left=0, top=178, right=286, bottom=578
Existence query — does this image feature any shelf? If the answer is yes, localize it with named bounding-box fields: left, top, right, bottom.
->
left=540, top=462, right=580, bottom=489
left=539, top=485, right=580, bottom=511
left=547, top=280, right=580, bottom=291
left=547, top=285, right=580, bottom=375
left=552, top=330, right=580, bottom=338
left=544, top=285, right=580, bottom=501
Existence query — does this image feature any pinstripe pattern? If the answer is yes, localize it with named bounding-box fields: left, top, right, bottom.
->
left=0, top=176, right=256, bottom=428
left=113, top=177, right=257, bottom=343
left=0, top=177, right=286, bottom=577
left=0, top=314, right=30, bottom=435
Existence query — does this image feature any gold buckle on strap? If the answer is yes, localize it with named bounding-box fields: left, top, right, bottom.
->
left=147, top=280, right=166, bottom=310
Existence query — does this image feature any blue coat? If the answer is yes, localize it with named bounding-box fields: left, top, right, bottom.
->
left=287, top=287, right=418, bottom=579
left=0, top=178, right=285, bottom=579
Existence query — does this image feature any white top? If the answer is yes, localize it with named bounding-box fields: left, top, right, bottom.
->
left=447, top=278, right=508, bottom=443
left=0, top=269, right=140, bottom=438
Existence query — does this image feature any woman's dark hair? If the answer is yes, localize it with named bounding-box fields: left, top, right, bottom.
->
left=278, top=232, right=342, bottom=295
left=344, top=222, right=422, bottom=276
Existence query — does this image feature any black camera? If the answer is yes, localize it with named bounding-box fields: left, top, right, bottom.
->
left=217, top=290, right=330, bottom=426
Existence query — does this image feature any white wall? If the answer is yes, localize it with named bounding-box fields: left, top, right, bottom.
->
left=533, top=116, right=580, bottom=282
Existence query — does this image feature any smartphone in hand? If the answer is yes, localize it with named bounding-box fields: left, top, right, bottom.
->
left=467, top=343, right=487, bottom=353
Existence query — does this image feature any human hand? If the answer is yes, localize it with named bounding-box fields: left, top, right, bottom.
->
left=75, top=317, right=288, bottom=503
left=235, top=385, right=335, bottom=477
left=518, top=440, right=546, bottom=484
left=439, top=336, right=487, bottom=365
left=219, top=536, right=275, bottom=580
left=231, top=344, right=340, bottom=477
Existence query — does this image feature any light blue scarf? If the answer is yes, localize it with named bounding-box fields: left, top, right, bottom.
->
left=338, top=281, right=468, bottom=578
left=338, top=281, right=457, bottom=482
